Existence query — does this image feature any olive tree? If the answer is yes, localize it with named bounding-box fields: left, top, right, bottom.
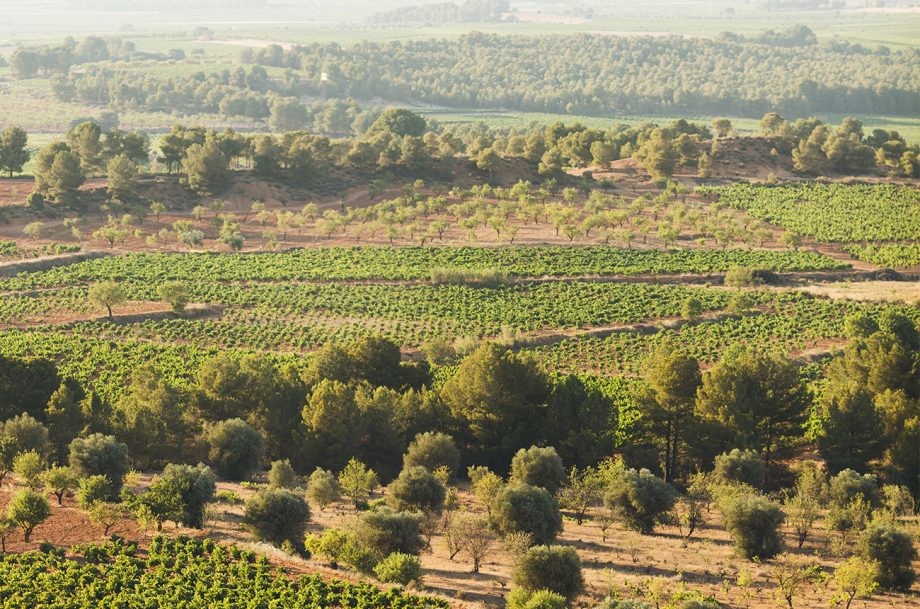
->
left=510, top=446, right=566, bottom=495
left=512, top=545, right=584, bottom=604
left=387, top=466, right=446, bottom=514
left=243, top=488, right=309, bottom=546
left=721, top=494, right=785, bottom=560
left=604, top=468, right=676, bottom=534
left=68, top=434, right=129, bottom=500
left=88, top=281, right=128, bottom=321
left=489, top=483, right=562, bottom=545
left=205, top=418, right=262, bottom=481
left=403, top=432, right=460, bottom=478
left=7, top=489, right=51, bottom=541
left=306, top=468, right=341, bottom=509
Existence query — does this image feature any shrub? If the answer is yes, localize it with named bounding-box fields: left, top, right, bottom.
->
left=268, top=459, right=298, bottom=489
left=76, top=475, right=112, bottom=509
left=713, top=449, right=765, bottom=487
left=68, top=434, right=130, bottom=500
left=512, top=545, right=584, bottom=603
left=373, top=552, right=422, bottom=585
left=206, top=419, right=263, bottom=481
left=388, top=466, right=446, bottom=514
left=489, top=484, right=562, bottom=545
left=724, top=267, right=759, bottom=287
left=7, top=489, right=51, bottom=542
left=829, top=469, right=878, bottom=507
left=403, top=432, right=460, bottom=478
left=722, top=494, right=784, bottom=560
left=510, top=446, right=566, bottom=495
left=843, top=313, right=879, bottom=339
left=306, top=528, right=378, bottom=574
left=681, top=297, right=703, bottom=321
left=507, top=589, right=567, bottom=609
left=352, top=507, right=425, bottom=558
left=593, top=600, right=652, bottom=609
left=857, top=521, right=917, bottom=591
left=243, top=488, right=309, bottom=546
left=604, top=468, right=676, bottom=534
left=214, top=489, right=243, bottom=505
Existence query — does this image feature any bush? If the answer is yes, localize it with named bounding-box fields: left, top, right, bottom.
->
left=268, top=459, right=298, bottom=489
left=373, top=552, right=423, bottom=585
left=76, top=475, right=112, bottom=509
left=510, top=446, right=566, bottom=495
left=829, top=469, right=878, bottom=507
left=352, top=507, right=425, bottom=558
left=857, top=521, right=917, bottom=591
left=490, top=484, right=562, bottom=545
left=214, top=489, right=243, bottom=505
left=206, top=419, right=263, bottom=481
left=724, top=267, right=759, bottom=287
left=507, top=589, right=567, bottom=609
left=593, top=600, right=652, bottom=609
left=512, top=545, right=584, bottom=603
left=68, top=434, right=130, bottom=500
left=243, top=488, right=309, bottom=546
left=722, top=494, right=784, bottom=560
left=713, top=449, right=765, bottom=487
left=306, top=468, right=341, bottom=509
left=604, top=468, right=676, bottom=534
left=403, top=432, right=460, bottom=478
left=387, top=466, right=446, bottom=514
left=306, top=528, right=378, bottom=574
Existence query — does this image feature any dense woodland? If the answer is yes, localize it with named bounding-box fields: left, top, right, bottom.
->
left=369, top=0, right=509, bottom=24
left=13, top=30, right=919, bottom=120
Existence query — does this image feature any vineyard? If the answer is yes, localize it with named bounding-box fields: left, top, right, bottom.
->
left=2, top=277, right=916, bottom=403
left=843, top=243, right=920, bottom=268
left=0, top=240, right=80, bottom=260
left=0, top=536, right=450, bottom=609
left=706, top=183, right=920, bottom=243
left=529, top=293, right=920, bottom=376
left=0, top=246, right=848, bottom=290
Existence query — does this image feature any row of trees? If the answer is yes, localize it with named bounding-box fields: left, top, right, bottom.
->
left=244, top=32, right=919, bottom=117
left=9, top=36, right=180, bottom=79
left=759, top=113, right=918, bottom=176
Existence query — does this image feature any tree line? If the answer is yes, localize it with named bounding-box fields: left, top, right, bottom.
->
left=241, top=32, right=919, bottom=117
left=12, top=110, right=915, bottom=214
left=16, top=31, right=920, bottom=120
left=368, top=0, right=509, bottom=24
left=9, top=36, right=185, bottom=79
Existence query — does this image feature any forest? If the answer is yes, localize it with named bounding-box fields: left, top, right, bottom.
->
left=14, top=30, right=919, bottom=121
